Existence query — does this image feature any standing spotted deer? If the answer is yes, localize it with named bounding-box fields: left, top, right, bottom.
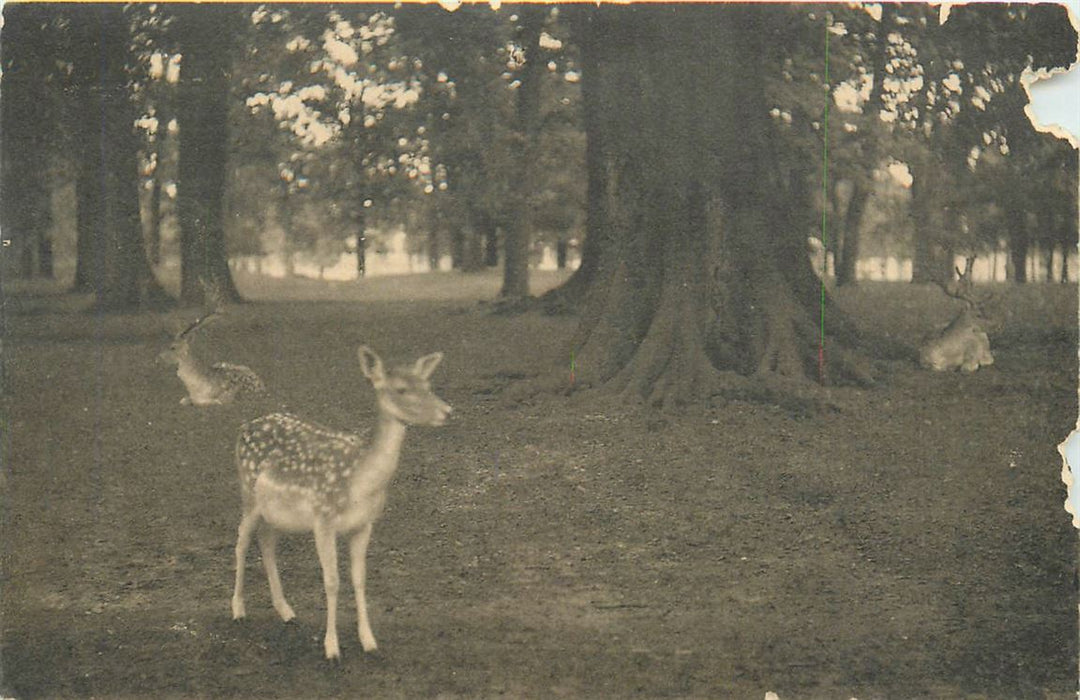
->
left=231, top=346, right=451, bottom=659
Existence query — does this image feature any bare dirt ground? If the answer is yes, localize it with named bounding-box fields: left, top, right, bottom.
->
left=2, top=270, right=1077, bottom=699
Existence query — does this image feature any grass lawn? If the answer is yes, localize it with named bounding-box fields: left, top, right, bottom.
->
left=2, top=269, right=1076, bottom=698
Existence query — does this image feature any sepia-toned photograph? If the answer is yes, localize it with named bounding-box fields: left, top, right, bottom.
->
left=1, top=2, right=1078, bottom=696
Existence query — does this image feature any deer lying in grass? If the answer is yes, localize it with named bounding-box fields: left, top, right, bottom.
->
left=159, top=313, right=267, bottom=405
left=919, top=256, right=995, bottom=372
left=231, top=346, right=451, bottom=660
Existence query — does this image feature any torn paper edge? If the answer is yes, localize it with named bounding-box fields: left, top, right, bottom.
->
left=1043, top=0, right=1080, bottom=529
left=1020, top=0, right=1080, bottom=150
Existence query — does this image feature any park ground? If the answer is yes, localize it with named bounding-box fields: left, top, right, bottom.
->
left=1, top=269, right=1077, bottom=699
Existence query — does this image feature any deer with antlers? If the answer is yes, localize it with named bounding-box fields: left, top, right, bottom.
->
left=159, top=313, right=267, bottom=405
left=919, top=255, right=995, bottom=373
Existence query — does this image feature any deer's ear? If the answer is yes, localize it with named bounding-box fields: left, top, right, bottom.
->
left=414, top=352, right=444, bottom=379
left=358, top=346, right=385, bottom=382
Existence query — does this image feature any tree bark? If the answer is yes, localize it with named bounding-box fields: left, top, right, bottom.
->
left=146, top=97, right=173, bottom=267
left=834, top=4, right=889, bottom=289
left=1, top=4, right=55, bottom=280
left=175, top=4, right=242, bottom=307
left=566, top=7, right=876, bottom=409
left=483, top=219, right=499, bottom=267
left=428, top=227, right=441, bottom=271
left=836, top=181, right=868, bottom=286
left=148, top=175, right=163, bottom=266
left=1007, top=206, right=1028, bottom=283
left=68, top=5, right=169, bottom=308
left=499, top=7, right=545, bottom=300
left=355, top=198, right=367, bottom=278
left=457, top=204, right=487, bottom=272
left=538, top=25, right=609, bottom=314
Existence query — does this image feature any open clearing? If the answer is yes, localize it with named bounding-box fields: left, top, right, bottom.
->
left=2, top=270, right=1076, bottom=698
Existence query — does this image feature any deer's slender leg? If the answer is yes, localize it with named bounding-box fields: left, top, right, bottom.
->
left=349, top=523, right=377, bottom=652
left=313, top=520, right=341, bottom=660
left=257, top=524, right=295, bottom=622
left=232, top=510, right=260, bottom=619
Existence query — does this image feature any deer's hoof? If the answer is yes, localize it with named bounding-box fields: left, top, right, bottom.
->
left=325, top=636, right=341, bottom=661
left=275, top=602, right=296, bottom=622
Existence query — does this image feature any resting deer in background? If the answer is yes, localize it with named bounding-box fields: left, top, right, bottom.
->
left=919, top=255, right=995, bottom=372
left=231, top=346, right=451, bottom=660
left=159, top=313, right=267, bottom=405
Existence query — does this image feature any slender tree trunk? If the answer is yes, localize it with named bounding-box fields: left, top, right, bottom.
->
left=449, top=227, right=465, bottom=271
left=483, top=216, right=499, bottom=267
left=836, top=182, right=868, bottom=286
left=499, top=6, right=545, bottom=300
left=355, top=198, right=367, bottom=278
left=148, top=175, right=163, bottom=266
left=836, top=5, right=890, bottom=288
left=175, top=4, right=242, bottom=307
left=1007, top=207, right=1028, bottom=283
left=146, top=98, right=172, bottom=267
left=556, top=239, right=568, bottom=269
left=457, top=204, right=486, bottom=272
left=38, top=224, right=54, bottom=277
left=428, top=230, right=441, bottom=271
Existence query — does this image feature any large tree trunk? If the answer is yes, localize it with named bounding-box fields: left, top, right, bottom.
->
left=72, top=121, right=103, bottom=292
left=69, top=5, right=169, bottom=309
left=567, top=6, right=874, bottom=409
left=538, top=24, right=610, bottom=314
left=0, top=4, right=55, bottom=280
left=499, top=6, right=545, bottom=300
left=175, top=4, right=242, bottom=307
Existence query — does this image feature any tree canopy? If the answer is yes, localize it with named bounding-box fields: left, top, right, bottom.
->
left=1, top=4, right=1073, bottom=394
